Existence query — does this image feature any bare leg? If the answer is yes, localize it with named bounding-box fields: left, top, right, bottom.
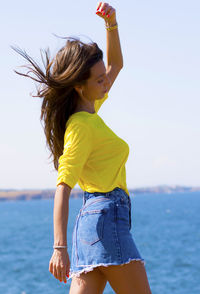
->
left=69, top=266, right=107, bottom=294
left=98, top=260, right=152, bottom=294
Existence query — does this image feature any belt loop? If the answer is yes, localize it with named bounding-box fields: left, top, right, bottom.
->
left=83, top=191, right=87, bottom=205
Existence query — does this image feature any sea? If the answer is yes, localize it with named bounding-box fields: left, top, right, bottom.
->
left=0, top=191, right=199, bottom=294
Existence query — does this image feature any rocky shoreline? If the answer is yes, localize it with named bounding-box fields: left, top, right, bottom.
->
left=0, top=185, right=199, bottom=201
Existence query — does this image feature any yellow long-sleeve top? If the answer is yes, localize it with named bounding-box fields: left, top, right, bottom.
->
left=56, top=92, right=130, bottom=196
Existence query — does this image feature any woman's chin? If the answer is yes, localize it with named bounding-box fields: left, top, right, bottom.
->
left=96, top=94, right=104, bottom=100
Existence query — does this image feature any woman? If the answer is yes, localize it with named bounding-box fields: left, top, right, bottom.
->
left=12, top=2, right=152, bottom=293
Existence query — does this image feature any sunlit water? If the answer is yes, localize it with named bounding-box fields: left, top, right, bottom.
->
left=0, top=191, right=199, bottom=294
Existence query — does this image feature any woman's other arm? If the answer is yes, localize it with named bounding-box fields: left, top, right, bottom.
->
left=50, top=121, right=92, bottom=283
left=49, top=183, right=71, bottom=283
left=53, top=183, right=71, bottom=247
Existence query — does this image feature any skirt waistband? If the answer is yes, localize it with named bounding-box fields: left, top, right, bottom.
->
left=83, top=187, right=130, bottom=205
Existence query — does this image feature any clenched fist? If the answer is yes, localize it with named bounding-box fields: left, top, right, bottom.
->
left=95, top=2, right=117, bottom=26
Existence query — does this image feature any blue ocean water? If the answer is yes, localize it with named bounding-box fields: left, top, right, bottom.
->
left=0, top=191, right=199, bottom=294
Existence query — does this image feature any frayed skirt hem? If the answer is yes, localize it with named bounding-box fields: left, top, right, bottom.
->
left=68, top=258, right=146, bottom=280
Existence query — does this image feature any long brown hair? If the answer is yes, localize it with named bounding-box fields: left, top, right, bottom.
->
left=11, top=36, right=103, bottom=170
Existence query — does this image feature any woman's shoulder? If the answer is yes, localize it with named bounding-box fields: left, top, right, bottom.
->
left=65, top=114, right=93, bottom=137
left=66, top=113, right=88, bottom=127
left=63, top=115, right=93, bottom=145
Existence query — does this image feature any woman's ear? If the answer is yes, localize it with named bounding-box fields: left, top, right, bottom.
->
left=74, top=85, right=83, bottom=98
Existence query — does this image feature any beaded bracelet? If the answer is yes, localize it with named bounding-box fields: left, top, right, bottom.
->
left=105, top=22, right=118, bottom=31
left=53, top=245, right=68, bottom=249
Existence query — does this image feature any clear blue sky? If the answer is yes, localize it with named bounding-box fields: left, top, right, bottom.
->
left=1, top=0, right=200, bottom=190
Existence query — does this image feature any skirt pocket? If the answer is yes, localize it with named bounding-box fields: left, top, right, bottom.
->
left=78, top=208, right=107, bottom=246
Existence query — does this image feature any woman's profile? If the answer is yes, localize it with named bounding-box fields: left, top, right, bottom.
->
left=11, top=2, right=152, bottom=293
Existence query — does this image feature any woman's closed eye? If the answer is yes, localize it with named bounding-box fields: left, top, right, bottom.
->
left=98, top=79, right=104, bottom=84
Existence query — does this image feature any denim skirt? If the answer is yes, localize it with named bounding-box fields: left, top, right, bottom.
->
left=68, top=187, right=145, bottom=279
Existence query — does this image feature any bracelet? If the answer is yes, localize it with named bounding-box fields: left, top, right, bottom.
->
left=105, top=22, right=118, bottom=31
left=53, top=245, right=68, bottom=249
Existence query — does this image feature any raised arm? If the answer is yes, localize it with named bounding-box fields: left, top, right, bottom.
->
left=96, top=2, right=123, bottom=92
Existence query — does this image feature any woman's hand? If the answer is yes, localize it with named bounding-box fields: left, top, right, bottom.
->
left=95, top=2, right=117, bottom=26
left=49, top=249, right=70, bottom=284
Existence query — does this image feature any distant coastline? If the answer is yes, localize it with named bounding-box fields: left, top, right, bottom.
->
left=0, top=185, right=199, bottom=201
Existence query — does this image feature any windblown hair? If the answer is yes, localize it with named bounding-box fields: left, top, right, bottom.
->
left=11, top=36, right=103, bottom=170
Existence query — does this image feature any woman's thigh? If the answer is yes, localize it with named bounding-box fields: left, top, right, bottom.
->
left=98, top=260, right=152, bottom=294
left=69, top=267, right=107, bottom=294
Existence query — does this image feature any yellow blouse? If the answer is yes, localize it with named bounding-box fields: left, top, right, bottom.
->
left=56, top=92, right=130, bottom=196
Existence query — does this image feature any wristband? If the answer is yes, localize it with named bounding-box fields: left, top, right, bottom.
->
left=105, top=22, right=118, bottom=31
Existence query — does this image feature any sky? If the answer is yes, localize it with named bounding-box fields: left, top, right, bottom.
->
left=1, top=0, right=199, bottom=190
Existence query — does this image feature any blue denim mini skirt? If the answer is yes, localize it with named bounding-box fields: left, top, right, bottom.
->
left=68, top=187, right=145, bottom=279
